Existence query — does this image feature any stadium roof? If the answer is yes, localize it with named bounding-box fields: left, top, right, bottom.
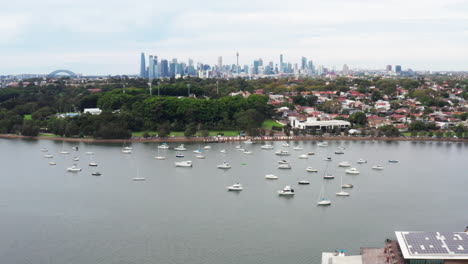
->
left=396, top=231, right=468, bottom=260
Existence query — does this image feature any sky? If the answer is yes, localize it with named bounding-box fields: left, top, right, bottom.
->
left=1, top=0, right=468, bottom=75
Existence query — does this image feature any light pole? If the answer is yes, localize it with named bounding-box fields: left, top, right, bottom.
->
left=148, top=80, right=152, bottom=96
left=187, top=84, right=191, bottom=97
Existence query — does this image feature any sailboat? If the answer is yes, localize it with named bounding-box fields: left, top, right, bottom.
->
left=336, top=175, right=350, bottom=196
left=122, top=141, right=132, bottom=154
left=132, top=157, right=146, bottom=181
left=317, top=186, right=331, bottom=206
left=154, top=145, right=166, bottom=160
left=59, top=141, right=69, bottom=154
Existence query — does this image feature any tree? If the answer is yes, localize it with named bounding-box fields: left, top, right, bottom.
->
left=184, top=123, right=197, bottom=137
left=65, top=121, right=80, bottom=137
left=348, top=112, right=367, bottom=126
left=21, top=120, right=39, bottom=136
left=158, top=122, right=171, bottom=138
left=200, top=130, right=209, bottom=137
left=378, top=125, right=400, bottom=137
left=454, top=125, right=465, bottom=138
left=319, top=100, right=341, bottom=113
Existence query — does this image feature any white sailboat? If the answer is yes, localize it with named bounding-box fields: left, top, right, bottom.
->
left=154, top=146, right=166, bottom=160
left=132, top=156, right=146, bottom=181
left=336, top=175, right=350, bottom=196
left=317, top=185, right=331, bottom=206
left=59, top=141, right=69, bottom=154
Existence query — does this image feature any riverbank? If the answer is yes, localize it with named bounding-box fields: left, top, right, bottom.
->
left=1, top=133, right=467, bottom=143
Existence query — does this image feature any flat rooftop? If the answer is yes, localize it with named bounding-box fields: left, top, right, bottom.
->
left=396, top=231, right=468, bottom=260
left=322, top=252, right=362, bottom=264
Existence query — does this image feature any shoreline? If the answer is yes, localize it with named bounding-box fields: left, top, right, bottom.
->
left=1, top=134, right=467, bottom=144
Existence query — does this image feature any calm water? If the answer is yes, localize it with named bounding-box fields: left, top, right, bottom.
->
left=1, top=138, right=467, bottom=264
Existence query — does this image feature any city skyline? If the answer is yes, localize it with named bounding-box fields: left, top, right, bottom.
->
left=1, top=0, right=468, bottom=75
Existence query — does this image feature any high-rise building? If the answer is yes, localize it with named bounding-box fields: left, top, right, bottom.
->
left=140, top=52, right=146, bottom=78
left=395, top=65, right=402, bottom=74
left=386, top=65, right=392, bottom=72
left=160, top=59, right=169, bottom=77
left=308, top=60, right=314, bottom=74
left=148, top=55, right=154, bottom=79
left=301, top=56, right=307, bottom=70
left=280, top=54, right=284, bottom=72
left=342, top=64, right=350, bottom=75
left=218, top=56, right=223, bottom=72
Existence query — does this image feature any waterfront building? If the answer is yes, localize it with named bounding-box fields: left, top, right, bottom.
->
left=289, top=117, right=351, bottom=131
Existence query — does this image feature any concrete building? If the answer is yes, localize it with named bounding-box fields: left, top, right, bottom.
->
left=289, top=117, right=351, bottom=131
left=83, top=108, right=102, bottom=115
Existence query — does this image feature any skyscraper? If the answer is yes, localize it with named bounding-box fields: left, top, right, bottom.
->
left=342, top=64, right=349, bottom=75
left=160, top=59, right=169, bottom=77
left=301, top=56, right=307, bottom=70
left=236, top=52, right=239, bottom=74
left=280, top=54, right=284, bottom=72
left=386, top=65, right=392, bottom=72
left=218, top=56, right=223, bottom=72
left=148, top=55, right=154, bottom=79
left=395, top=65, right=402, bottom=74
left=140, top=52, right=146, bottom=78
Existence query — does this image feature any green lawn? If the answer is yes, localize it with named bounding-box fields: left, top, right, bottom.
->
left=39, top=133, right=60, bottom=137
left=24, top=115, right=32, bottom=120
left=261, top=120, right=284, bottom=130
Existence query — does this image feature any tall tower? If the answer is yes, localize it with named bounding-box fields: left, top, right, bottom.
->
left=280, top=54, right=284, bottom=72
left=218, top=56, right=223, bottom=72
left=236, top=52, right=239, bottom=75
left=140, top=52, right=146, bottom=78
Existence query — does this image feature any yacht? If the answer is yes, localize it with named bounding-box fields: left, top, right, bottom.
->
left=317, top=142, right=329, bottom=147
left=334, top=150, right=344, bottom=154
left=317, top=198, right=331, bottom=206
left=278, top=160, right=289, bottom=164
left=298, top=180, right=310, bottom=185
left=122, top=149, right=132, bottom=154
left=174, top=144, right=187, bottom=151
left=308, top=152, right=315, bottom=155
left=41, top=148, right=48, bottom=152
left=345, top=168, right=360, bottom=174
left=244, top=139, right=253, bottom=144
left=85, top=152, right=94, bottom=155
left=203, top=146, right=212, bottom=150
left=72, top=146, right=79, bottom=151
left=123, top=146, right=133, bottom=151
left=372, top=165, right=384, bottom=170
left=282, top=143, right=290, bottom=147
left=324, top=157, right=332, bottom=161
left=48, top=161, right=56, bottom=166
left=293, top=146, right=303, bottom=150
left=278, top=186, right=295, bottom=196
left=73, top=157, right=80, bottom=161
left=357, top=159, right=367, bottom=164
left=298, top=154, right=309, bottom=159
left=220, top=149, right=227, bottom=154
left=261, top=144, right=274, bottom=150
left=323, top=174, right=335, bottom=179
left=91, top=172, right=102, bottom=176
left=235, top=145, right=243, bottom=149
left=342, top=184, right=354, bottom=188
left=338, top=161, right=351, bottom=167
left=195, top=155, right=205, bottom=159
left=217, top=161, right=232, bottom=169
left=67, top=164, right=82, bottom=172
left=44, top=154, right=53, bottom=158
left=175, top=160, right=193, bottom=167
left=227, top=183, right=243, bottom=191
left=278, top=164, right=292, bottom=169
left=60, top=150, right=70, bottom=154
left=155, top=155, right=166, bottom=160
left=265, top=174, right=279, bottom=179
left=193, top=149, right=203, bottom=154
left=175, top=152, right=184, bottom=158
left=243, top=150, right=253, bottom=155
left=89, top=162, right=98, bottom=167
left=158, top=143, right=170, bottom=149
left=388, top=160, right=399, bottom=163
left=306, top=167, right=318, bottom=172
left=275, top=150, right=290, bottom=156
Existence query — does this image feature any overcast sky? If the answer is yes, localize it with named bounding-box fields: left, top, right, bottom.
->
left=1, top=0, right=468, bottom=75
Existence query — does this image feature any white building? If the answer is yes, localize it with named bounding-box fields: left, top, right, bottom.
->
left=83, top=108, right=102, bottom=115
left=290, top=117, right=351, bottom=131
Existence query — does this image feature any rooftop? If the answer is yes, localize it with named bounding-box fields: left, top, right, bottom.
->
left=396, top=231, right=468, bottom=260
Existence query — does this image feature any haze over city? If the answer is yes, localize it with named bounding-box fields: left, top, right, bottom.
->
left=1, top=0, right=468, bottom=75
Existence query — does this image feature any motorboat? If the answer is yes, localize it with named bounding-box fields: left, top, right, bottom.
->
left=85, top=152, right=94, bottom=155
left=92, top=172, right=102, bottom=176
left=298, top=180, right=310, bottom=185
left=278, top=164, right=292, bottom=169
left=323, top=174, right=335, bottom=179
left=176, top=152, right=184, bottom=158
left=67, top=165, right=82, bottom=172
left=235, top=145, right=243, bottom=149
left=122, top=149, right=132, bottom=154
left=265, top=174, right=279, bottom=179
left=282, top=143, right=290, bottom=147
left=158, top=143, right=170, bottom=149
left=388, top=160, right=399, bottom=163
left=345, top=168, right=360, bottom=174
left=298, top=154, right=309, bottom=159
left=44, top=154, right=53, bottom=158
left=227, top=183, right=243, bottom=191
left=132, top=177, right=146, bottom=181
left=338, top=147, right=346, bottom=150
left=278, top=160, right=289, bottom=164
left=195, top=155, right=205, bottom=159
left=72, top=146, right=79, bottom=151
left=203, top=145, right=212, bottom=150
left=293, top=146, right=303, bottom=150
left=48, top=162, right=56, bottom=165
left=123, top=146, right=133, bottom=150
left=317, top=142, right=329, bottom=147
left=278, top=186, right=295, bottom=196
left=244, top=139, right=253, bottom=144
left=41, top=148, right=48, bottom=152
left=73, top=157, right=80, bottom=161
left=275, top=150, right=290, bottom=156
left=324, top=157, right=332, bottom=161
left=306, top=167, right=318, bottom=172
left=154, top=155, right=166, bottom=160
left=261, top=144, right=274, bottom=150
left=237, top=148, right=245, bottom=152
left=175, top=160, right=193, bottom=167
left=338, top=161, right=351, bottom=167
left=89, top=162, right=98, bottom=167
left=220, top=149, right=227, bottom=153
left=317, top=198, right=331, bottom=206
left=193, top=149, right=203, bottom=153
left=342, top=184, right=354, bottom=188
left=60, top=150, right=70, bottom=154
left=308, top=152, right=315, bottom=155
left=174, top=144, right=187, bottom=151
left=217, top=161, right=231, bottom=169
left=334, top=150, right=344, bottom=154
left=243, top=150, right=253, bottom=155
left=357, top=159, right=367, bottom=164
left=372, top=165, right=384, bottom=170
